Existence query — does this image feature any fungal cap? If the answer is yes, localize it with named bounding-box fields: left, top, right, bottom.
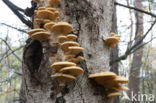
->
left=38, top=7, right=46, bottom=10
left=111, top=32, right=120, bottom=40
left=59, top=66, right=84, bottom=76
left=114, top=76, right=129, bottom=84
left=48, top=0, right=60, bottom=6
left=68, top=56, right=84, bottom=63
left=31, top=32, right=51, bottom=41
left=51, top=73, right=76, bottom=83
left=44, top=22, right=56, bottom=30
left=64, top=55, right=75, bottom=61
left=58, top=36, right=67, bottom=43
left=67, top=46, right=84, bottom=54
left=50, top=61, right=76, bottom=71
left=43, top=19, right=51, bottom=23
left=54, top=11, right=60, bottom=17
left=60, top=41, right=79, bottom=52
left=37, top=10, right=56, bottom=20
left=27, top=29, right=45, bottom=36
left=111, top=32, right=118, bottom=36
left=107, top=92, right=121, bottom=98
left=113, top=86, right=129, bottom=91
left=46, top=8, right=57, bottom=12
left=67, top=34, right=77, bottom=41
left=105, top=37, right=119, bottom=44
left=89, top=72, right=117, bottom=79
left=51, top=22, right=73, bottom=34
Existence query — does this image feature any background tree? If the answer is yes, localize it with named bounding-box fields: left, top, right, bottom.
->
left=128, top=0, right=143, bottom=103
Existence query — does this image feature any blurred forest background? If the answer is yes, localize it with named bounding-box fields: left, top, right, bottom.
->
left=0, top=0, right=156, bottom=103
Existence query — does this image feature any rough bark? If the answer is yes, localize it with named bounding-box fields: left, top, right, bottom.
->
left=128, top=0, right=143, bottom=103
left=21, top=0, right=114, bottom=103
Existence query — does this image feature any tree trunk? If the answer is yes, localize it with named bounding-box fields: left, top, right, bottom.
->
left=110, top=2, right=119, bottom=103
left=128, top=0, right=143, bottom=103
left=20, top=0, right=114, bottom=103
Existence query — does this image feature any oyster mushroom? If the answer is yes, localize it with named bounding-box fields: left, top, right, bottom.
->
left=107, top=92, right=121, bottom=98
left=31, top=31, right=51, bottom=41
left=50, top=61, right=76, bottom=71
left=59, top=66, right=84, bottom=76
left=27, top=28, right=45, bottom=36
left=51, top=22, right=73, bottom=34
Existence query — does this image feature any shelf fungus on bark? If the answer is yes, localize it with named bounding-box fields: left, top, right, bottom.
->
left=89, top=72, right=129, bottom=98
left=107, top=92, right=121, bottom=98
left=66, top=46, right=84, bottom=55
left=64, top=55, right=75, bottom=61
left=59, top=66, right=84, bottom=76
left=60, top=41, right=80, bottom=52
left=44, top=22, right=56, bottom=30
left=66, top=56, right=84, bottom=64
left=58, top=34, right=77, bottom=43
left=37, top=9, right=60, bottom=20
left=51, top=22, right=73, bottom=34
left=31, top=31, right=51, bottom=41
left=105, top=33, right=120, bottom=48
left=105, top=37, right=119, bottom=48
left=50, top=61, right=76, bottom=71
left=47, top=0, right=60, bottom=7
left=34, top=18, right=51, bottom=28
left=27, top=28, right=45, bottom=36
left=111, top=32, right=120, bottom=40
left=114, top=76, right=129, bottom=84
left=51, top=73, right=76, bottom=83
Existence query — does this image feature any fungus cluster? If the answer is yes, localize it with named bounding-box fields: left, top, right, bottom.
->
left=50, top=22, right=84, bottom=85
left=27, top=0, right=125, bottom=98
left=27, top=28, right=51, bottom=41
left=26, top=0, right=84, bottom=86
left=105, top=33, right=120, bottom=48
left=89, top=72, right=129, bottom=98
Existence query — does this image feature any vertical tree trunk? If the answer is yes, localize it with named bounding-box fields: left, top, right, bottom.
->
left=20, top=0, right=114, bottom=103
left=110, top=2, right=119, bottom=103
left=128, top=0, right=143, bottom=103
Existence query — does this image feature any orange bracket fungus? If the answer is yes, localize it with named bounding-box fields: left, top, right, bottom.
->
left=31, top=31, right=51, bottom=41
left=34, top=18, right=51, bottom=28
left=89, top=72, right=129, bottom=98
left=50, top=61, right=76, bottom=71
left=67, top=46, right=84, bottom=55
left=51, top=73, right=76, bottom=84
left=107, top=92, right=121, bottom=98
left=27, top=1, right=85, bottom=87
left=58, top=34, right=77, bottom=43
left=36, top=8, right=60, bottom=20
left=47, top=0, right=60, bottom=7
left=51, top=22, right=73, bottom=34
left=105, top=33, right=120, bottom=48
left=44, top=22, right=56, bottom=30
left=27, top=28, right=45, bottom=36
left=59, top=66, right=84, bottom=76
left=66, top=56, right=84, bottom=64
left=60, top=41, right=80, bottom=52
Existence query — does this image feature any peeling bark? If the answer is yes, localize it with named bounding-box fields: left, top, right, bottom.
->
left=21, top=0, right=114, bottom=103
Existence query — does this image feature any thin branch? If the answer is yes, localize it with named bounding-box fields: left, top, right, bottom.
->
left=110, top=20, right=156, bottom=65
left=130, top=37, right=156, bottom=54
left=2, top=0, right=32, bottom=28
left=0, top=23, right=27, bottom=33
left=0, top=38, right=23, bottom=62
left=115, top=2, right=156, bottom=18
